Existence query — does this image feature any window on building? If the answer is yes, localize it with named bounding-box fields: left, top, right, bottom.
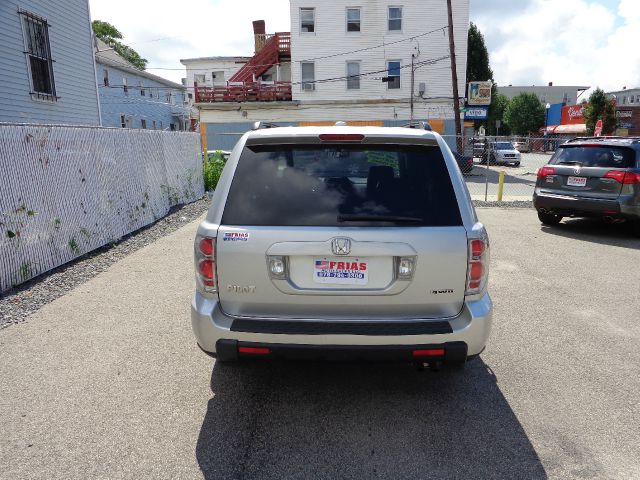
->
left=630, top=95, right=635, bottom=104
left=103, top=69, right=109, bottom=87
left=388, top=7, right=402, bottom=31
left=194, top=74, right=205, bottom=84
left=166, top=92, right=173, bottom=104
left=346, top=61, right=360, bottom=89
left=152, top=120, right=157, bottom=130
left=160, top=121, right=163, bottom=130
left=120, top=115, right=126, bottom=128
left=347, top=8, right=361, bottom=32
left=212, top=71, right=225, bottom=85
left=622, top=96, right=627, bottom=104
left=141, top=119, right=147, bottom=129
left=387, top=60, right=401, bottom=89
left=123, top=77, right=128, bottom=95
left=300, top=8, right=315, bottom=33
left=188, top=92, right=193, bottom=99
left=170, top=123, right=176, bottom=131
left=301, top=62, right=315, bottom=91
left=20, top=10, right=56, bottom=98
left=140, top=81, right=145, bottom=96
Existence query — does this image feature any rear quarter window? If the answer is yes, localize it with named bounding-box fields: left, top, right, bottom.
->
left=550, top=146, right=636, bottom=168
left=221, top=144, right=462, bottom=227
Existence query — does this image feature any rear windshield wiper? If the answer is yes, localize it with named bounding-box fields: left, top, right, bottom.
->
left=556, top=161, right=583, bottom=166
left=337, top=214, right=424, bottom=223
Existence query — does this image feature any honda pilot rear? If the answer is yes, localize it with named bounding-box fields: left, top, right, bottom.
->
left=191, top=126, right=493, bottom=367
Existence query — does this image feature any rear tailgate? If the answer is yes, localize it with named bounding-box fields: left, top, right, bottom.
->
left=216, top=141, right=468, bottom=320
left=538, top=144, right=636, bottom=199
left=216, top=226, right=467, bottom=320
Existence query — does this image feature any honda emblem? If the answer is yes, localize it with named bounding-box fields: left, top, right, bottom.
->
left=331, top=237, right=351, bottom=256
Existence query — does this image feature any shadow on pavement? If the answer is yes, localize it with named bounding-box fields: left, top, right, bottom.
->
left=541, top=217, right=640, bottom=249
left=196, top=359, right=547, bottom=480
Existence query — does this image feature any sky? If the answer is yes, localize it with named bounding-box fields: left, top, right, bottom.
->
left=89, top=0, right=640, bottom=94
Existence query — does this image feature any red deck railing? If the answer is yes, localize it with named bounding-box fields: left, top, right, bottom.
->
left=195, top=81, right=292, bottom=103
left=229, top=32, right=291, bottom=83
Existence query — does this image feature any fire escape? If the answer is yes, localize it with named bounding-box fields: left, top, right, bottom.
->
left=195, top=30, right=291, bottom=103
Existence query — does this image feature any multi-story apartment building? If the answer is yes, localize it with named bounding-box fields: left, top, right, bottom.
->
left=0, top=0, right=100, bottom=125
left=194, top=1, right=469, bottom=150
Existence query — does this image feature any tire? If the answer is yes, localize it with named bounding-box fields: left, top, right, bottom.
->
left=489, top=154, right=495, bottom=165
left=632, top=220, right=640, bottom=238
left=514, top=162, right=520, bottom=167
left=538, top=211, right=562, bottom=225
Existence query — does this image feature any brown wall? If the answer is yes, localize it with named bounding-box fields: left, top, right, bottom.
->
left=615, top=106, right=640, bottom=136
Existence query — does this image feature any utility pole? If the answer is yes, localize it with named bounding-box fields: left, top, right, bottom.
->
left=410, top=53, right=415, bottom=123
left=446, top=0, right=462, bottom=139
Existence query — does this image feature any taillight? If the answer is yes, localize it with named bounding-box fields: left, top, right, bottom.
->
left=537, top=166, right=555, bottom=179
left=195, top=235, right=216, bottom=293
left=604, top=170, right=640, bottom=184
left=318, top=134, right=365, bottom=142
left=466, top=237, right=489, bottom=295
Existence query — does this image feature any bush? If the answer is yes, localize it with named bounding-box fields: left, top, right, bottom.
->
left=203, top=150, right=227, bottom=191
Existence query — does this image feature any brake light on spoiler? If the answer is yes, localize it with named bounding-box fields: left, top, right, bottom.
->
left=319, top=134, right=365, bottom=142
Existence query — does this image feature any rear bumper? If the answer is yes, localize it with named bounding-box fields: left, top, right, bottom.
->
left=191, top=292, right=492, bottom=360
left=533, top=191, right=640, bottom=218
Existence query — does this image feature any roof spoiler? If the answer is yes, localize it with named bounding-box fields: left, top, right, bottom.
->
left=400, top=121, right=433, bottom=131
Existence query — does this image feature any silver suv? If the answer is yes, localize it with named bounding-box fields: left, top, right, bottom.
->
left=191, top=125, right=493, bottom=367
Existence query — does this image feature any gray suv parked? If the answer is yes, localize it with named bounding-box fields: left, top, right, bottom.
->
left=191, top=125, right=493, bottom=367
left=533, top=137, right=640, bottom=236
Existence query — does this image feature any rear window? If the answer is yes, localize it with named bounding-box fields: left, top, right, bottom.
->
left=550, top=145, right=636, bottom=168
left=221, top=144, right=462, bottom=227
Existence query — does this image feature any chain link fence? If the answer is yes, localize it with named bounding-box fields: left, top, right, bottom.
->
left=443, top=135, right=573, bottom=202
left=0, top=124, right=203, bottom=291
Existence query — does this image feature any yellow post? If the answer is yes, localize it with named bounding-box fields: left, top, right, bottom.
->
left=497, top=170, right=505, bottom=202
left=199, top=122, right=208, bottom=156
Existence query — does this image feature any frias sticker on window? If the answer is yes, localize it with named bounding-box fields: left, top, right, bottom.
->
left=313, top=258, right=368, bottom=285
left=223, top=232, right=249, bottom=242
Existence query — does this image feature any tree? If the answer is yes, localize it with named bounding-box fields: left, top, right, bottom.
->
left=583, top=88, right=617, bottom=135
left=503, top=93, right=545, bottom=135
left=466, top=22, right=493, bottom=85
left=92, top=20, right=148, bottom=70
left=486, top=92, right=510, bottom=135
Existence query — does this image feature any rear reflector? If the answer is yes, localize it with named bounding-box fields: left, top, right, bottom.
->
left=413, top=348, right=445, bottom=357
left=238, top=346, right=271, bottom=355
left=319, top=134, right=365, bottom=142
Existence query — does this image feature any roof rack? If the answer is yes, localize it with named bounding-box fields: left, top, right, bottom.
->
left=567, top=136, right=640, bottom=143
left=400, top=121, right=433, bottom=131
left=252, top=121, right=280, bottom=130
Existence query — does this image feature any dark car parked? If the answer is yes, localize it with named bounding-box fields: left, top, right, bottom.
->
left=533, top=137, right=640, bottom=236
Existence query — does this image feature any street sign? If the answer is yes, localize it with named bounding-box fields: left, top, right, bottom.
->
left=464, top=107, right=489, bottom=120
left=594, top=119, right=603, bottom=137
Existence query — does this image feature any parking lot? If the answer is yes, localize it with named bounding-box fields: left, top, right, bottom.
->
left=464, top=152, right=552, bottom=201
left=1, top=208, right=639, bottom=480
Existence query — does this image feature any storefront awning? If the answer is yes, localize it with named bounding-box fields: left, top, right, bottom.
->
left=553, top=124, right=587, bottom=134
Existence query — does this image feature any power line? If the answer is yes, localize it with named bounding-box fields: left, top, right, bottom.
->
left=137, top=25, right=449, bottom=72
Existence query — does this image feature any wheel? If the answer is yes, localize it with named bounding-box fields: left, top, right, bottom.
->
left=632, top=220, right=640, bottom=238
left=538, top=211, right=562, bottom=225
left=488, top=154, right=495, bottom=165
left=514, top=162, right=520, bottom=167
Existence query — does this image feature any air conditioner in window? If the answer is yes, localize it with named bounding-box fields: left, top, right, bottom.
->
left=302, top=83, right=315, bottom=91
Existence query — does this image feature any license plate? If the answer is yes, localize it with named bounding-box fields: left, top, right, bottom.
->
left=567, top=176, right=587, bottom=187
left=313, top=258, right=368, bottom=285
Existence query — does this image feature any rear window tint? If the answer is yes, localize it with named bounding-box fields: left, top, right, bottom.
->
left=221, top=144, right=462, bottom=227
left=550, top=146, right=636, bottom=168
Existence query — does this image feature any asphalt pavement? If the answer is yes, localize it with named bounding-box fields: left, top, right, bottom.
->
left=1, top=208, right=639, bottom=479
